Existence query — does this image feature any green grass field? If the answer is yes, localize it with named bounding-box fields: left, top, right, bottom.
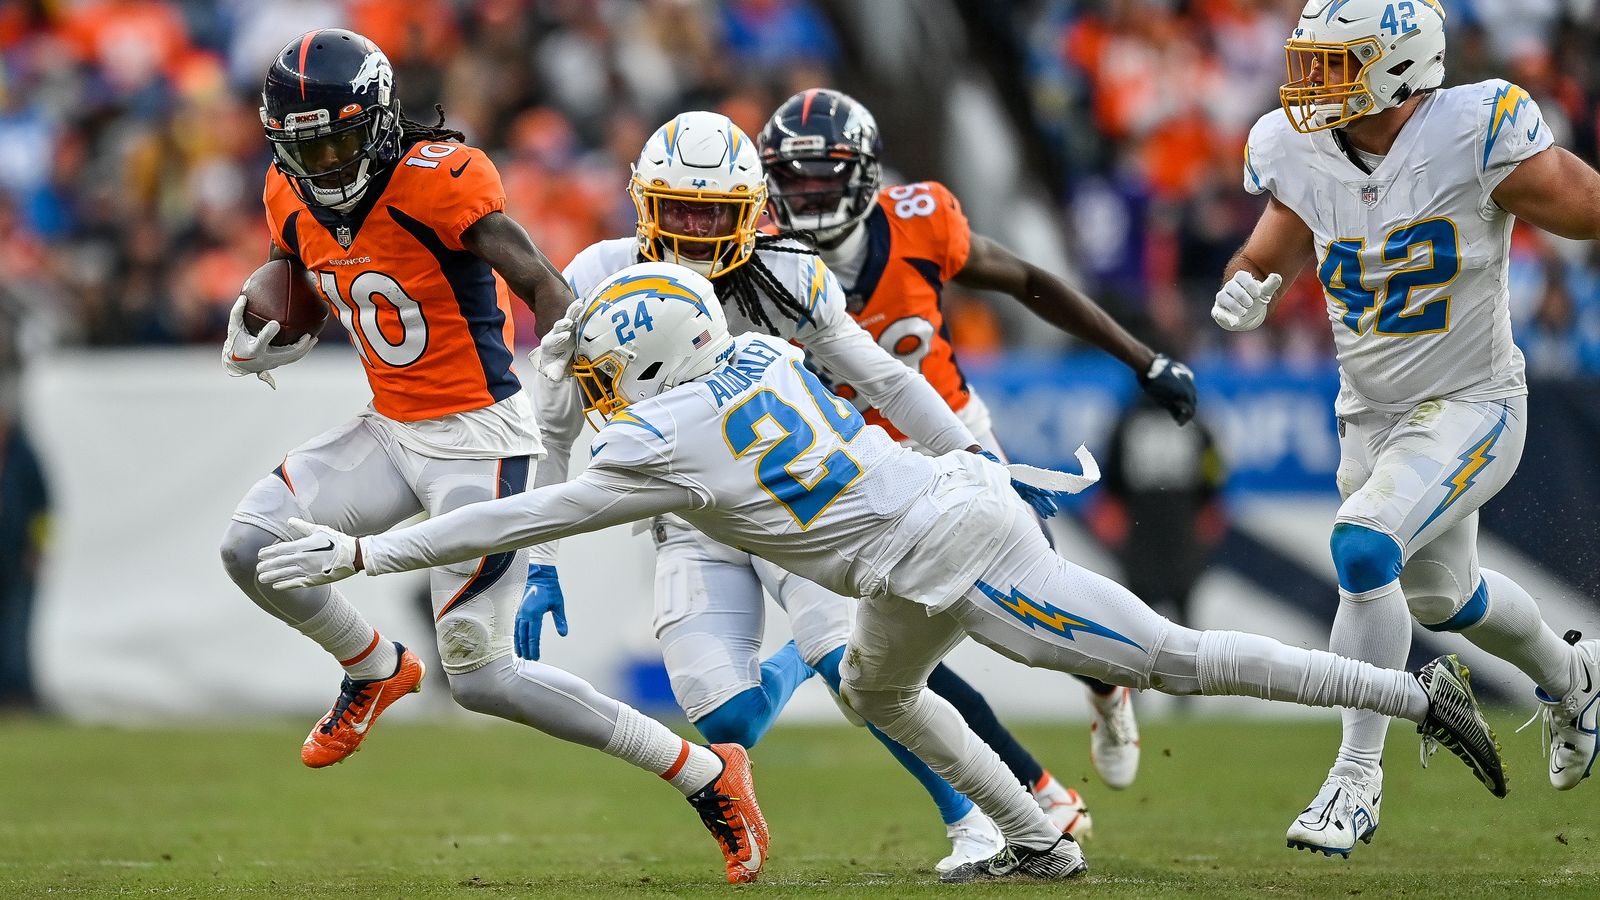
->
left=2, top=714, right=1595, bottom=897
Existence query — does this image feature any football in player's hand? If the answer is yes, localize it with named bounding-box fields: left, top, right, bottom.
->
left=240, top=258, right=327, bottom=346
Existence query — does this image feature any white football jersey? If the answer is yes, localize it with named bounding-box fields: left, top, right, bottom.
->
left=1245, top=79, right=1550, bottom=417
left=366, top=333, right=1015, bottom=612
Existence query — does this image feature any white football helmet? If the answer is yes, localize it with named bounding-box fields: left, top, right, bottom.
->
left=630, top=112, right=768, bottom=279
left=1281, top=0, right=1447, bottom=133
left=569, top=262, right=735, bottom=428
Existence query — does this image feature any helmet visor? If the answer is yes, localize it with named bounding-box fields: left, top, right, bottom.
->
left=631, top=180, right=765, bottom=278
left=266, top=112, right=376, bottom=190
left=1281, top=38, right=1382, bottom=132
left=767, top=158, right=857, bottom=224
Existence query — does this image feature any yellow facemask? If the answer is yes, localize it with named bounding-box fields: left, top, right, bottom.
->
left=1280, top=37, right=1383, bottom=133
left=629, top=177, right=767, bottom=279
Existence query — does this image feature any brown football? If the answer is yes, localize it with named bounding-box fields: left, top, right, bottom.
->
left=240, top=258, right=328, bottom=346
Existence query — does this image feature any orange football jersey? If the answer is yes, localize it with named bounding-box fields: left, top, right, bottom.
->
left=263, top=140, right=519, bottom=422
left=832, top=181, right=972, bottom=440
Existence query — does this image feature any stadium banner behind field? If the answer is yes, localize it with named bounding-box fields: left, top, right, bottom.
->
left=965, top=352, right=1340, bottom=495
left=25, top=349, right=1595, bottom=721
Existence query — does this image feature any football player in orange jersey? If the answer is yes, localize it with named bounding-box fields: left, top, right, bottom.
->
left=215, top=30, right=767, bottom=883
left=759, top=88, right=1201, bottom=794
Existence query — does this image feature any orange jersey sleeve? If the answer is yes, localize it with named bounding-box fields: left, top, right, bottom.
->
left=831, top=181, right=972, bottom=441
left=417, top=143, right=507, bottom=250
left=261, top=141, right=521, bottom=422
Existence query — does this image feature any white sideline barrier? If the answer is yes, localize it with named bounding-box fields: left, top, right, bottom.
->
left=23, top=349, right=1447, bottom=726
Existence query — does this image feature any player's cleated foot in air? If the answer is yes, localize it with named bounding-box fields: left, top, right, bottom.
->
left=1032, top=770, right=1093, bottom=839
left=302, top=642, right=424, bottom=768
left=936, top=807, right=1004, bottom=876
left=687, top=743, right=769, bottom=884
left=1088, top=685, right=1140, bottom=789
left=1528, top=632, right=1600, bottom=790
left=1285, top=771, right=1381, bottom=857
left=938, top=834, right=1087, bottom=883
left=1415, top=654, right=1507, bottom=797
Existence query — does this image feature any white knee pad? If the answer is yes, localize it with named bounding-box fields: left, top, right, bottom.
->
left=436, top=607, right=513, bottom=676
left=1399, top=557, right=1471, bottom=627
left=838, top=681, right=917, bottom=728
left=219, top=519, right=278, bottom=588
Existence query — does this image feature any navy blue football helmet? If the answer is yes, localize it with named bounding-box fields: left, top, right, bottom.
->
left=757, top=88, right=882, bottom=244
left=260, top=29, right=401, bottom=210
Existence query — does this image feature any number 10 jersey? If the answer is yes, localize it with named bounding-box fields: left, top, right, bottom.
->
left=263, top=139, right=523, bottom=424
left=1244, top=79, right=1551, bottom=417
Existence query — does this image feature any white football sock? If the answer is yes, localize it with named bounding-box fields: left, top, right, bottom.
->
left=606, top=705, right=723, bottom=795
left=1460, top=569, right=1575, bottom=698
left=846, top=685, right=1061, bottom=850
left=1192, top=630, right=1428, bottom=722
left=1329, top=580, right=1411, bottom=779
left=296, top=590, right=396, bottom=680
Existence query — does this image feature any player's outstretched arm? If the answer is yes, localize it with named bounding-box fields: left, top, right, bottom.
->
left=956, top=234, right=1152, bottom=369
left=256, top=470, right=696, bottom=589
left=805, top=317, right=981, bottom=453
left=1492, top=146, right=1600, bottom=241
left=956, top=235, right=1196, bottom=424
left=461, top=211, right=574, bottom=339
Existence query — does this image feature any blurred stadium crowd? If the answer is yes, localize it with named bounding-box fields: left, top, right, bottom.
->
left=1, top=0, right=1598, bottom=374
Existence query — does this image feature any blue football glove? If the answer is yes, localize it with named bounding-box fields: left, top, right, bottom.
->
left=979, top=450, right=1063, bottom=519
left=515, top=564, right=568, bottom=660
left=1138, top=354, right=1198, bottom=425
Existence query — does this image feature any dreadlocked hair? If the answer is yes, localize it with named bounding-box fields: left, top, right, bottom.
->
left=398, top=103, right=466, bottom=144
left=718, top=235, right=821, bottom=335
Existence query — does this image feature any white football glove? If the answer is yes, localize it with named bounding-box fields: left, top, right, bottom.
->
left=255, top=517, right=361, bottom=590
left=222, top=295, right=317, bottom=389
left=531, top=297, right=586, bottom=382
left=1211, top=271, right=1283, bottom=332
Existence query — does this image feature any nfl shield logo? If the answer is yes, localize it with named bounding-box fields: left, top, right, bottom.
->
left=1360, top=184, right=1380, bottom=207
left=335, top=224, right=353, bottom=248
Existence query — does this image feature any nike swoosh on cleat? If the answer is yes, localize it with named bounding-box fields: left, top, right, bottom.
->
left=450, top=159, right=472, bottom=178
left=740, top=821, right=762, bottom=874
left=229, top=353, right=254, bottom=362
left=1581, top=667, right=1592, bottom=695
left=351, top=684, right=384, bottom=735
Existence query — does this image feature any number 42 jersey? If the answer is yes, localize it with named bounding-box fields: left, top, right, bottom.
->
left=1245, top=79, right=1551, bottom=417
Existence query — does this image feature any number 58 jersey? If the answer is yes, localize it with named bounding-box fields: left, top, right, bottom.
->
left=263, top=140, right=521, bottom=423
left=1245, top=79, right=1551, bottom=417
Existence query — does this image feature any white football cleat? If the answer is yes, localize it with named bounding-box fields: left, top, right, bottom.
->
left=1031, top=770, right=1092, bottom=839
left=1532, top=632, right=1600, bottom=790
left=1285, top=771, right=1382, bottom=858
left=936, top=806, right=1005, bottom=876
left=939, top=834, right=1088, bottom=883
left=1088, top=686, right=1140, bottom=790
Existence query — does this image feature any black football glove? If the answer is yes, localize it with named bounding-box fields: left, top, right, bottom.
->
left=1138, top=354, right=1197, bottom=425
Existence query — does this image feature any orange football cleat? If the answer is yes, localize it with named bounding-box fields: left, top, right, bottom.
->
left=301, top=643, right=424, bottom=768
left=686, top=743, right=769, bottom=884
